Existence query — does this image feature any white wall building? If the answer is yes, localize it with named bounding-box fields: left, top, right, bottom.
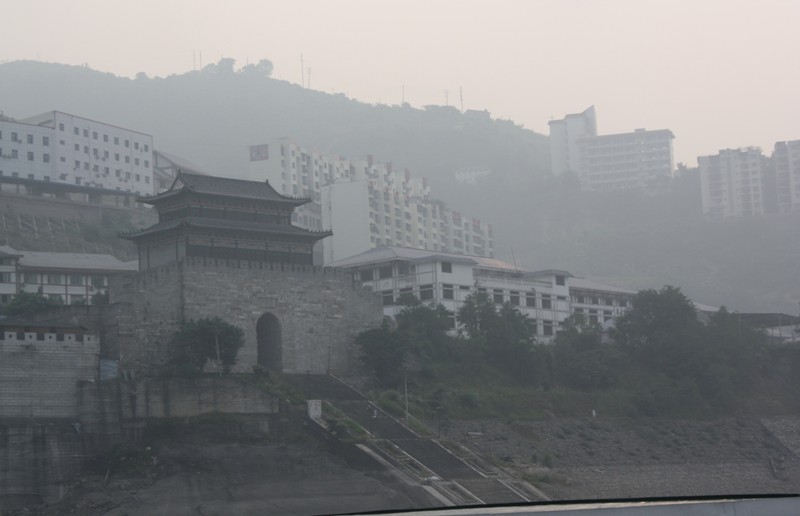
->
left=576, top=128, right=675, bottom=191
left=0, top=246, right=137, bottom=306
left=332, top=246, right=636, bottom=343
left=0, top=111, right=154, bottom=196
left=549, top=107, right=675, bottom=192
left=549, top=106, right=597, bottom=176
left=773, top=140, right=800, bottom=214
left=249, top=138, right=494, bottom=263
left=699, top=147, right=767, bottom=218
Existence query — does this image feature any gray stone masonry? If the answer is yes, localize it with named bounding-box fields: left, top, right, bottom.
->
left=109, top=259, right=383, bottom=375
left=0, top=332, right=99, bottom=419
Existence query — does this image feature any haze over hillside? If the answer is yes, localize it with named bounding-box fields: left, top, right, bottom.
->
left=1, top=60, right=798, bottom=314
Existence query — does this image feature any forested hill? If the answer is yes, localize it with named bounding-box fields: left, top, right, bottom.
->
left=0, top=60, right=549, bottom=190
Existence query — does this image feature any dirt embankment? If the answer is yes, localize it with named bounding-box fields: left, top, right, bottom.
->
left=450, top=416, right=800, bottom=500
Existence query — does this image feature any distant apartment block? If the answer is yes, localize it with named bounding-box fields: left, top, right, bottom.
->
left=699, top=147, right=768, bottom=218
left=773, top=140, right=800, bottom=213
left=576, top=129, right=675, bottom=191
left=332, top=246, right=635, bottom=343
left=248, top=138, right=494, bottom=263
left=549, top=106, right=675, bottom=191
left=699, top=140, right=800, bottom=218
left=548, top=105, right=597, bottom=177
left=0, top=111, right=154, bottom=196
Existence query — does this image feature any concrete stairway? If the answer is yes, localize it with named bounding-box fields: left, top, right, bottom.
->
left=285, top=374, right=548, bottom=506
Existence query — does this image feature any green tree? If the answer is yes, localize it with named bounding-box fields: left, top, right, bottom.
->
left=395, top=297, right=453, bottom=360
left=552, top=314, right=625, bottom=390
left=1, top=292, right=63, bottom=317
left=169, top=317, right=244, bottom=374
left=612, top=286, right=704, bottom=377
left=357, top=321, right=410, bottom=388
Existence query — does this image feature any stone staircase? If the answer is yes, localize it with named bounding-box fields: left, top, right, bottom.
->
left=285, top=374, right=548, bottom=506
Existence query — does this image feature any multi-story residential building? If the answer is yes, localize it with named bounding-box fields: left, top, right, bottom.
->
left=248, top=138, right=494, bottom=263
left=0, top=246, right=137, bottom=305
left=699, top=147, right=767, bottom=218
left=549, top=107, right=675, bottom=191
left=332, top=246, right=636, bottom=343
left=549, top=105, right=597, bottom=176
left=773, top=140, right=800, bottom=213
left=0, top=111, right=154, bottom=196
left=576, top=128, right=675, bottom=191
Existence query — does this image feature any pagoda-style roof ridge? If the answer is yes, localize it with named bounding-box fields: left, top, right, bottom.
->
left=120, top=217, right=332, bottom=241
left=139, top=172, right=311, bottom=206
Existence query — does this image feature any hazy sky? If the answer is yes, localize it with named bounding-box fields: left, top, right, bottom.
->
left=2, top=0, right=798, bottom=165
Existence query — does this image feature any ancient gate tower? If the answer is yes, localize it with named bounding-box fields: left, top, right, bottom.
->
left=114, top=173, right=382, bottom=375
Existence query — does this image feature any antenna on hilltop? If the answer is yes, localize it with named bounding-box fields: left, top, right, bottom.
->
left=460, top=86, right=464, bottom=112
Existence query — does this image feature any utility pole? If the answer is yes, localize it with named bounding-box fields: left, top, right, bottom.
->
left=300, top=53, right=305, bottom=87
left=460, top=86, right=464, bottom=112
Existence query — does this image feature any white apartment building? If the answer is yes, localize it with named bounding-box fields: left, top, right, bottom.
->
left=699, top=147, right=767, bottom=218
left=0, top=246, right=137, bottom=306
left=549, top=107, right=675, bottom=191
left=249, top=138, right=494, bottom=263
left=773, top=140, right=800, bottom=213
left=332, top=246, right=636, bottom=343
left=549, top=106, right=597, bottom=176
left=576, top=129, right=675, bottom=191
left=0, top=111, right=154, bottom=196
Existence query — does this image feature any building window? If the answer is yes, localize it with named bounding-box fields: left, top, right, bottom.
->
left=26, top=134, right=33, bottom=144
left=11, top=132, right=18, bottom=142
left=442, top=284, right=454, bottom=300
left=0, top=272, right=12, bottom=283
left=359, top=269, right=373, bottom=282
left=70, top=295, right=86, bottom=305
left=43, top=154, right=50, bottom=163
left=23, top=272, right=38, bottom=284
left=91, top=275, right=106, bottom=287
left=397, top=262, right=410, bottom=276
left=378, top=266, right=392, bottom=279
left=526, top=293, right=536, bottom=308
left=46, top=273, right=63, bottom=285
left=382, top=291, right=394, bottom=306
left=541, top=295, right=552, bottom=309
left=493, top=289, right=504, bottom=304
left=42, top=136, right=49, bottom=146
left=543, top=323, right=554, bottom=336
left=69, top=274, right=84, bottom=286
left=92, top=131, right=98, bottom=139
left=420, top=285, right=434, bottom=300
left=59, top=123, right=64, bottom=131
left=509, top=291, right=520, bottom=306
left=555, top=275, right=566, bottom=286
left=441, top=261, right=452, bottom=273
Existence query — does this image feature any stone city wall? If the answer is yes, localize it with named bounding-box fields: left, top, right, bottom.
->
left=110, top=259, right=383, bottom=375
left=0, top=332, right=99, bottom=419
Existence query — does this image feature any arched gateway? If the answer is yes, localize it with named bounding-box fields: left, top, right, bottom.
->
left=256, top=312, right=282, bottom=371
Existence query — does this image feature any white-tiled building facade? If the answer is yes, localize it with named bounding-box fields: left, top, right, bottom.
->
left=332, top=246, right=635, bottom=343
left=249, top=138, right=494, bottom=264
left=0, top=111, right=154, bottom=196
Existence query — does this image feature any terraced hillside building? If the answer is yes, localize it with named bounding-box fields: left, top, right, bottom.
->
left=115, top=173, right=381, bottom=375
left=248, top=138, right=494, bottom=263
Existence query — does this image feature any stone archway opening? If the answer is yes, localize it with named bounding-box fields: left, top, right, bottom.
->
left=256, top=312, right=282, bottom=372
